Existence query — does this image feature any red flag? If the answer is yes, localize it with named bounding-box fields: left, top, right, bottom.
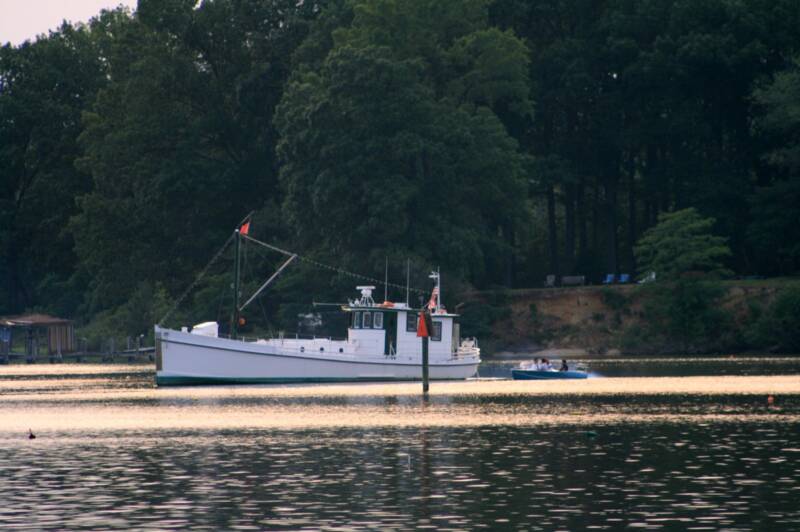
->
left=239, top=220, right=251, bottom=235
left=416, top=312, right=429, bottom=337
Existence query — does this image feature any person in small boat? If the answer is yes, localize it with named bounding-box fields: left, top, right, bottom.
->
left=560, top=359, right=569, bottom=372
left=541, top=358, right=553, bottom=371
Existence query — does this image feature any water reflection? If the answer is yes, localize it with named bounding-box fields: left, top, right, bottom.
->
left=0, top=364, right=798, bottom=530
left=481, top=356, right=800, bottom=378
left=1, top=424, right=798, bottom=530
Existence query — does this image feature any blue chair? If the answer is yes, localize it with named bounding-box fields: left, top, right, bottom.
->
left=603, top=274, right=615, bottom=284
left=618, top=273, right=630, bottom=283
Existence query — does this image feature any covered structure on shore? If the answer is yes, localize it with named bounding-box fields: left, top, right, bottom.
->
left=0, top=313, right=75, bottom=359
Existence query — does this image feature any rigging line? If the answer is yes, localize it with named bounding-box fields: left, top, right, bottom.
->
left=239, top=254, right=297, bottom=311
left=240, top=234, right=295, bottom=257
left=241, top=234, right=429, bottom=295
left=158, top=233, right=235, bottom=326
left=240, top=245, right=275, bottom=326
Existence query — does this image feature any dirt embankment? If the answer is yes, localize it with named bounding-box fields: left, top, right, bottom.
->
left=465, top=282, right=784, bottom=357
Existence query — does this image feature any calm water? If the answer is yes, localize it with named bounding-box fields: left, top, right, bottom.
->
left=1, top=359, right=799, bottom=530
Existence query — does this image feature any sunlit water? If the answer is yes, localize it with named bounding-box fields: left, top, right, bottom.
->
left=1, top=359, right=799, bottom=530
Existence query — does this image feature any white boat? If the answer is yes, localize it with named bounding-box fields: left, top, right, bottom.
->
left=155, top=227, right=480, bottom=385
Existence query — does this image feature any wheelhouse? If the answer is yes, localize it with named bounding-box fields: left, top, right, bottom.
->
left=342, top=285, right=469, bottom=359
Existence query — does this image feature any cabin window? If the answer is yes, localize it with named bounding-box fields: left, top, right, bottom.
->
left=373, top=312, right=383, bottom=329
left=406, top=312, right=417, bottom=332
left=363, top=312, right=372, bottom=328
left=352, top=312, right=361, bottom=329
left=431, top=321, right=442, bottom=341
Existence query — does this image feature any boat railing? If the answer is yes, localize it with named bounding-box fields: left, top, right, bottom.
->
left=454, top=346, right=480, bottom=359
left=220, top=332, right=349, bottom=343
left=249, top=336, right=386, bottom=356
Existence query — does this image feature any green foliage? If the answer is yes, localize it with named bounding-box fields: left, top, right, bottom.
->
left=275, top=0, right=530, bottom=284
left=748, top=179, right=800, bottom=275
left=619, top=324, right=649, bottom=354
left=750, top=57, right=800, bottom=274
left=752, top=56, right=800, bottom=174
left=0, top=23, right=107, bottom=314
left=76, top=281, right=171, bottom=349
left=2, top=0, right=800, bottom=355
left=459, top=300, right=510, bottom=340
left=528, top=303, right=538, bottom=321
left=635, top=208, right=732, bottom=281
left=601, top=288, right=628, bottom=312
left=641, top=279, right=731, bottom=353
left=71, top=0, right=315, bottom=318
left=747, top=288, right=800, bottom=352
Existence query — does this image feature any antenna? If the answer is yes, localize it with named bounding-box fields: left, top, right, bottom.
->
left=428, top=269, right=441, bottom=311
left=384, top=256, right=388, bottom=302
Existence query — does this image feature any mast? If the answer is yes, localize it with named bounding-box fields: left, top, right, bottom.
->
left=231, top=228, right=241, bottom=339
left=406, top=259, right=410, bottom=306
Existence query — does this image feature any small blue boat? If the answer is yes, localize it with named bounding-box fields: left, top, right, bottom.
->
left=511, top=369, right=588, bottom=380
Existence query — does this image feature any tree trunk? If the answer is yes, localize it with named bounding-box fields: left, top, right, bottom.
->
left=504, top=222, right=515, bottom=287
left=626, top=156, right=637, bottom=274
left=564, top=182, right=575, bottom=273
left=592, top=177, right=600, bottom=254
left=546, top=183, right=559, bottom=277
left=604, top=164, right=619, bottom=275
left=7, top=243, right=20, bottom=313
left=576, top=179, right=588, bottom=259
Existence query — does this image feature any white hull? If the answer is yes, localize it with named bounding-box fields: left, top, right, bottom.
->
left=155, top=327, right=480, bottom=385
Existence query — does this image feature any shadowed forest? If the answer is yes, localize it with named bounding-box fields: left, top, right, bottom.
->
left=2, top=0, right=800, bottom=351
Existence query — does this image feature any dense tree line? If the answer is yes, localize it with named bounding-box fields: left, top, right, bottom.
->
left=1, top=0, right=800, bottom=340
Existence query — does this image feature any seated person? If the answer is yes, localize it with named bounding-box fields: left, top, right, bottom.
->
left=541, top=358, right=553, bottom=371
left=560, top=359, right=569, bottom=372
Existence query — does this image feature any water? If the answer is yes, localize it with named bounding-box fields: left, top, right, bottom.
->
left=1, top=360, right=799, bottom=530
left=479, top=356, right=800, bottom=378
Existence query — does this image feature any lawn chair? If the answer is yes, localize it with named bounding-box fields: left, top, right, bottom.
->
left=618, top=273, right=630, bottom=283
left=561, top=275, right=586, bottom=286
left=544, top=274, right=556, bottom=288
left=602, top=274, right=616, bottom=284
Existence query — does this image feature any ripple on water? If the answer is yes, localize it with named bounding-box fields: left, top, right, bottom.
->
left=0, top=365, right=798, bottom=529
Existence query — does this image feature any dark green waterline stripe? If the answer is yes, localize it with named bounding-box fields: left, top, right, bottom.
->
left=155, top=375, right=467, bottom=386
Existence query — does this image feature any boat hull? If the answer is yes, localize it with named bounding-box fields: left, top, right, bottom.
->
left=511, top=369, right=588, bottom=380
left=155, top=327, right=479, bottom=386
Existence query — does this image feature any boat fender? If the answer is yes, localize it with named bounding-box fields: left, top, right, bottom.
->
left=320, top=347, right=324, bottom=352
left=300, top=346, right=304, bottom=353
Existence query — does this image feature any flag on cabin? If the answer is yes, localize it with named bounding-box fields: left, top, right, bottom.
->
left=416, top=311, right=431, bottom=337
left=240, top=220, right=251, bottom=235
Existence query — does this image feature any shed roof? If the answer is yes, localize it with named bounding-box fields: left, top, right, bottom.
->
left=0, top=313, right=72, bottom=327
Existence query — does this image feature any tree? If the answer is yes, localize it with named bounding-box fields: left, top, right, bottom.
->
left=634, top=208, right=731, bottom=281
left=275, top=0, right=531, bottom=290
left=748, top=287, right=800, bottom=352
left=749, top=56, right=800, bottom=274
left=0, top=22, right=107, bottom=315
left=634, top=207, right=733, bottom=352
left=70, top=0, right=316, bottom=324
